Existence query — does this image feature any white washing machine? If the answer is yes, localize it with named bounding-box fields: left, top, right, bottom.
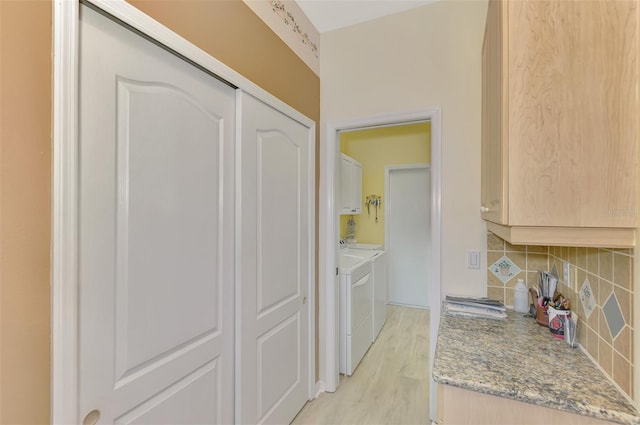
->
left=342, top=245, right=387, bottom=342
left=339, top=253, right=372, bottom=376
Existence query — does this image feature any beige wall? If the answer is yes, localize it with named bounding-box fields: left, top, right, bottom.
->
left=0, top=1, right=320, bottom=423
left=322, top=0, right=489, bottom=297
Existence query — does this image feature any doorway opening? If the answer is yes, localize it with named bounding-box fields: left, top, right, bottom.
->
left=319, top=109, right=441, bottom=417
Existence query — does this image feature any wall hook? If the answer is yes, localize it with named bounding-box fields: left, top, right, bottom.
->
left=365, top=195, right=382, bottom=222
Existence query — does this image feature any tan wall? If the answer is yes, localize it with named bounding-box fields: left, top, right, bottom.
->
left=126, top=0, right=320, bottom=129
left=0, top=1, right=320, bottom=423
left=0, top=1, right=52, bottom=424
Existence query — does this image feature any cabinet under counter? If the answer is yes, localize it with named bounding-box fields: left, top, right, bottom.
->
left=433, top=311, right=639, bottom=424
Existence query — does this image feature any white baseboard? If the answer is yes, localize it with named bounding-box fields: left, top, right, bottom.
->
left=314, top=380, right=325, bottom=399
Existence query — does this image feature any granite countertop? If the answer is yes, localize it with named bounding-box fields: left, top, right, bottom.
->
left=432, top=310, right=640, bottom=424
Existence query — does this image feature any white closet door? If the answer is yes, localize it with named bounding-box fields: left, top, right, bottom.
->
left=79, top=6, right=235, bottom=423
left=237, top=92, right=311, bottom=425
left=387, top=167, right=431, bottom=308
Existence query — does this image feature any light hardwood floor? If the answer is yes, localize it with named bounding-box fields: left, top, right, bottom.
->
left=292, top=306, right=430, bottom=425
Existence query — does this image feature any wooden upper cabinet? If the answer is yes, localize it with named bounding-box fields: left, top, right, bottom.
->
left=481, top=0, right=638, bottom=247
left=481, top=0, right=507, bottom=225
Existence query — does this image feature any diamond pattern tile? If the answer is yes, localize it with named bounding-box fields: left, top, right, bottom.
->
left=489, top=255, right=521, bottom=284
left=602, top=293, right=625, bottom=339
left=579, top=277, right=596, bottom=318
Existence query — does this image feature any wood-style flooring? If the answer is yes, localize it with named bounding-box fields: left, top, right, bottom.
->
left=292, top=306, right=430, bottom=425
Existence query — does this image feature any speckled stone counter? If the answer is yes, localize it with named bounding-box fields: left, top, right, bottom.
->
left=433, top=310, right=640, bottom=425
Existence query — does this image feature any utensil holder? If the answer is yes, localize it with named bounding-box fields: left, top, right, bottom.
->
left=536, top=305, right=549, bottom=326
left=548, top=306, right=571, bottom=339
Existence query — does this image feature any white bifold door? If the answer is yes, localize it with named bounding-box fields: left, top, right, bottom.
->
left=236, top=92, right=311, bottom=425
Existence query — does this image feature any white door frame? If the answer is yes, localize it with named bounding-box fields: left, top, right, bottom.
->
left=319, top=110, right=442, bottom=393
left=52, top=1, right=315, bottom=423
left=384, top=164, right=431, bottom=308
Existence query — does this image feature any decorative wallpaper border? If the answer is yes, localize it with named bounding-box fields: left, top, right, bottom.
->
left=271, top=0, right=318, bottom=58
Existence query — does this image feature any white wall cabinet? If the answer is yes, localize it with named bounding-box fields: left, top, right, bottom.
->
left=340, top=153, right=362, bottom=215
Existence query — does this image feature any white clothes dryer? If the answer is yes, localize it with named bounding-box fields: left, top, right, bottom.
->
left=338, top=254, right=372, bottom=376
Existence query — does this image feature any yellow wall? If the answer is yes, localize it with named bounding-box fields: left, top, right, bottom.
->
left=340, top=122, right=430, bottom=245
left=0, top=1, right=320, bottom=423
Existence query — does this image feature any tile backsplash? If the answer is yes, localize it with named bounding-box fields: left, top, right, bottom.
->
left=487, top=232, right=634, bottom=398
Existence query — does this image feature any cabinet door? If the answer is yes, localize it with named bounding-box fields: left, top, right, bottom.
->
left=480, top=0, right=507, bottom=225
left=439, top=385, right=617, bottom=425
left=507, top=0, right=637, bottom=227
left=351, top=160, right=362, bottom=214
left=340, top=155, right=353, bottom=214
left=340, top=154, right=362, bottom=215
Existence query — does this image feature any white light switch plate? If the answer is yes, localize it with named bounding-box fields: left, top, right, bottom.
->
left=467, top=250, right=480, bottom=269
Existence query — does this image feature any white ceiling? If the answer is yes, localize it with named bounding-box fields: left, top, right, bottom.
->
left=296, top=0, right=439, bottom=33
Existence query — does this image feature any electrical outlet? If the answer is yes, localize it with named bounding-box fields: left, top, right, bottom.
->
left=467, top=250, right=480, bottom=269
left=563, top=261, right=570, bottom=286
